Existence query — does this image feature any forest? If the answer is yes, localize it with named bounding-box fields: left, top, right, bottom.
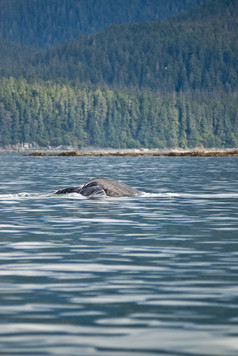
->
left=0, top=0, right=238, bottom=149
left=1, top=77, right=237, bottom=148
left=0, top=0, right=204, bottom=48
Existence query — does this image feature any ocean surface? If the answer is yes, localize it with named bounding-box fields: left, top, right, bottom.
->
left=0, top=153, right=238, bottom=356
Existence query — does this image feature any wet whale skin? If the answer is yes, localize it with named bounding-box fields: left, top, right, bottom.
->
left=55, top=177, right=141, bottom=197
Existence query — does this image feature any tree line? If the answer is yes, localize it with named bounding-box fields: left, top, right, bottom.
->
left=1, top=78, right=237, bottom=148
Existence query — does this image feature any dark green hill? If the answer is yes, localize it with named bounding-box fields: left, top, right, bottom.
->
left=0, top=40, right=35, bottom=78
left=15, top=0, right=237, bottom=93
left=0, top=0, right=238, bottom=149
left=0, top=0, right=204, bottom=48
left=178, top=0, right=238, bottom=23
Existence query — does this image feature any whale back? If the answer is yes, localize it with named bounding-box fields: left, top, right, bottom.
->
left=55, top=186, right=81, bottom=194
left=84, top=177, right=141, bottom=197
left=55, top=177, right=142, bottom=198
left=78, top=181, right=106, bottom=197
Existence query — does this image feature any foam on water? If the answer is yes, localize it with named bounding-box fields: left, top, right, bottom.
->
left=4, top=190, right=238, bottom=201
left=0, top=191, right=180, bottom=201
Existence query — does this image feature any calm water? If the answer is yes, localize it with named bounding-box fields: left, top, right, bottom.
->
left=0, top=154, right=238, bottom=356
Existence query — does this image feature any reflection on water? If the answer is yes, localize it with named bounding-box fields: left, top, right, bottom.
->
left=0, top=154, right=238, bottom=355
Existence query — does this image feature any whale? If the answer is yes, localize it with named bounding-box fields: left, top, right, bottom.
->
left=55, top=177, right=142, bottom=198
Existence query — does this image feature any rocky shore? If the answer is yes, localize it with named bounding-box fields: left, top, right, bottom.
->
left=25, top=148, right=238, bottom=157
left=1, top=143, right=238, bottom=157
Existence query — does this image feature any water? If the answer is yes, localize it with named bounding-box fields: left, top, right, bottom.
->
left=0, top=153, right=238, bottom=356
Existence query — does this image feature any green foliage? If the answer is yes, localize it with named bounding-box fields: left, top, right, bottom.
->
left=0, top=0, right=203, bottom=48
left=0, top=0, right=238, bottom=149
left=1, top=0, right=237, bottom=95
left=0, top=77, right=237, bottom=148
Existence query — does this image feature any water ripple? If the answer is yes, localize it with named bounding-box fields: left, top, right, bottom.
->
left=1, top=155, right=238, bottom=355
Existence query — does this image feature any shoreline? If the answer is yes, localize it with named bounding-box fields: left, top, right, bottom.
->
left=25, top=148, right=238, bottom=157
left=1, top=145, right=238, bottom=157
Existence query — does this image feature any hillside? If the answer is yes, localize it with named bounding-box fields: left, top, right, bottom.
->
left=0, top=0, right=238, bottom=149
left=1, top=0, right=237, bottom=93
left=0, top=0, right=204, bottom=48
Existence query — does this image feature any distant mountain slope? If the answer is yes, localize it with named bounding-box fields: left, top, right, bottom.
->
left=0, top=0, right=204, bottom=48
left=9, top=0, right=235, bottom=93
left=178, top=0, right=238, bottom=23
left=0, top=0, right=238, bottom=149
